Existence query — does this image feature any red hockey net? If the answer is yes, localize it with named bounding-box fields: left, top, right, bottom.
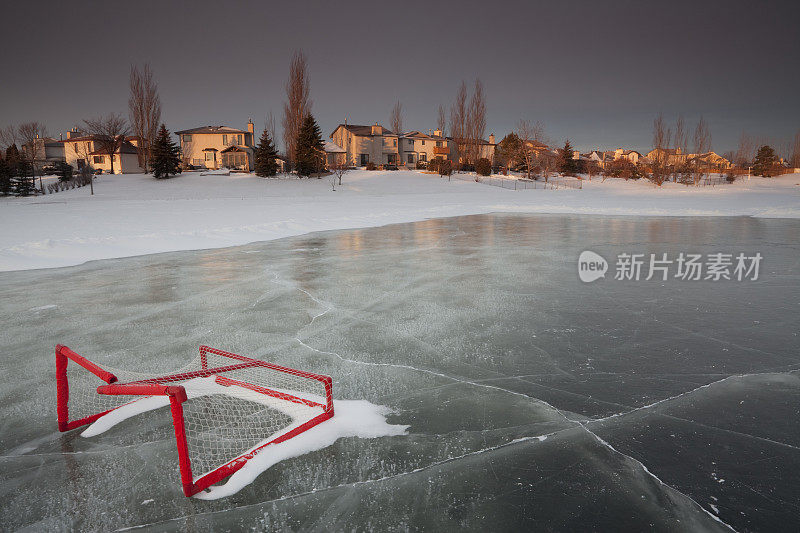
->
left=55, top=345, right=334, bottom=496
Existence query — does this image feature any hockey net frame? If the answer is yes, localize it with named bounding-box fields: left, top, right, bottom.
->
left=55, top=344, right=334, bottom=496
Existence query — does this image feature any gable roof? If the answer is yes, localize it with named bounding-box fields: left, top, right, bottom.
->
left=175, top=126, right=248, bottom=135
left=331, top=124, right=397, bottom=137
left=89, top=140, right=139, bottom=155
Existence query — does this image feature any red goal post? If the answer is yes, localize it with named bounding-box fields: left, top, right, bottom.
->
left=55, top=344, right=334, bottom=497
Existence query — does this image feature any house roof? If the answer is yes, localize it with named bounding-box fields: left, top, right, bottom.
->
left=220, top=145, right=253, bottom=153
left=331, top=124, right=397, bottom=137
left=175, top=126, right=249, bottom=135
left=403, top=131, right=435, bottom=140
left=89, top=140, right=139, bottom=155
left=324, top=141, right=345, bottom=153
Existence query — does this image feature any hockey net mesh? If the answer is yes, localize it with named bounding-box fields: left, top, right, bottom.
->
left=62, top=347, right=329, bottom=480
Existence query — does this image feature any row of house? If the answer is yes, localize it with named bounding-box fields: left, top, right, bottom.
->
left=582, top=147, right=731, bottom=170
left=23, top=120, right=730, bottom=175
left=21, top=119, right=499, bottom=174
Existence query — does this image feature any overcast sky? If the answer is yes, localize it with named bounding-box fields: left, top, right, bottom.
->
left=2, top=0, right=798, bottom=153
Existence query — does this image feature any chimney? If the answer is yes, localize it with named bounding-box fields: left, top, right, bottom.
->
left=433, top=128, right=442, bottom=137
left=371, top=123, right=383, bottom=136
left=247, top=118, right=254, bottom=135
left=67, top=129, right=74, bottom=139
left=489, top=133, right=495, bottom=144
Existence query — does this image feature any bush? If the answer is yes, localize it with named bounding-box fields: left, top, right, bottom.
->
left=415, top=160, right=427, bottom=170
left=726, top=172, right=737, bottom=183
left=365, top=162, right=377, bottom=170
left=475, top=158, right=491, bottom=176
left=428, top=157, right=443, bottom=173
left=54, top=161, right=74, bottom=182
left=438, top=159, right=453, bottom=177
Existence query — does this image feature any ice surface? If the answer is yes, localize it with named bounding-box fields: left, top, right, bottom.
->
left=0, top=213, right=798, bottom=531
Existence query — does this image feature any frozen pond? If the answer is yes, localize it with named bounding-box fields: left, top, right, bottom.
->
left=1, top=213, right=798, bottom=531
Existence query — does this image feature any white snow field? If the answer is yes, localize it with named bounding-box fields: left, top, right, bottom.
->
left=0, top=169, right=798, bottom=271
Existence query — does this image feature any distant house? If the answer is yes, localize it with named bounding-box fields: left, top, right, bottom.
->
left=60, top=130, right=143, bottom=174
left=449, top=133, right=497, bottom=165
left=21, top=136, right=65, bottom=172
left=329, top=123, right=400, bottom=167
left=400, top=129, right=453, bottom=166
left=647, top=147, right=730, bottom=169
left=176, top=121, right=256, bottom=171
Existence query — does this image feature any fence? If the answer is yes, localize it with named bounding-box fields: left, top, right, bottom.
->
left=44, top=173, right=94, bottom=195
left=450, top=172, right=583, bottom=190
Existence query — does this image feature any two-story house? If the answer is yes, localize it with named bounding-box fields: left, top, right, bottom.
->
left=176, top=121, right=256, bottom=171
left=60, top=129, right=143, bottom=174
left=329, top=123, right=400, bottom=167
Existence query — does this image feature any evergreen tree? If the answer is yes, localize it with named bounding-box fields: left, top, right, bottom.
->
left=5, top=144, right=35, bottom=196
left=0, top=154, right=11, bottom=196
left=752, top=145, right=777, bottom=177
left=55, top=161, right=74, bottom=182
left=295, top=113, right=324, bottom=177
left=559, top=139, right=578, bottom=175
left=150, top=124, right=181, bottom=179
left=497, top=133, right=522, bottom=171
left=254, top=129, right=279, bottom=177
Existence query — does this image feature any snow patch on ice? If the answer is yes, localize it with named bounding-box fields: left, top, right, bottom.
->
left=195, top=399, right=408, bottom=500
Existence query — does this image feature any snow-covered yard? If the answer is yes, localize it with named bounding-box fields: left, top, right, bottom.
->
left=1, top=169, right=798, bottom=271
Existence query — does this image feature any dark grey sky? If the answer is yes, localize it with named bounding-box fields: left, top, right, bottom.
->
left=2, top=0, right=798, bottom=154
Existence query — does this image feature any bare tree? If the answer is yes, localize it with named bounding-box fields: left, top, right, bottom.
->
left=449, top=81, right=468, bottom=167
left=0, top=125, right=18, bottom=149
left=467, top=79, right=487, bottom=166
left=264, top=111, right=276, bottom=152
left=18, top=122, right=48, bottom=192
left=790, top=130, right=800, bottom=168
left=128, top=63, right=161, bottom=173
left=651, top=113, right=671, bottom=185
left=330, top=158, right=348, bottom=188
left=282, top=50, right=311, bottom=169
left=436, top=104, right=446, bottom=136
left=390, top=101, right=403, bottom=134
left=692, top=117, right=712, bottom=184
left=516, top=120, right=536, bottom=180
left=735, top=132, right=755, bottom=167
left=83, top=114, right=130, bottom=175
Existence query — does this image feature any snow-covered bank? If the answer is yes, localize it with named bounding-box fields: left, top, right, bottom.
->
left=1, top=170, right=798, bottom=271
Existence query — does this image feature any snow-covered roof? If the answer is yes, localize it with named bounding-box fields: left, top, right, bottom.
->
left=324, top=141, right=346, bottom=153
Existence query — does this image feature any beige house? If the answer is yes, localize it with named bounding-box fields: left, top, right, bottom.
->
left=646, top=147, right=730, bottom=169
left=176, top=122, right=256, bottom=171
left=21, top=136, right=65, bottom=172
left=399, top=130, right=452, bottom=166
left=60, top=131, right=143, bottom=174
left=330, top=123, right=400, bottom=167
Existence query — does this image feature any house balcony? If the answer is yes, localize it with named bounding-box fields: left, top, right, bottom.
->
left=433, top=146, right=449, bottom=156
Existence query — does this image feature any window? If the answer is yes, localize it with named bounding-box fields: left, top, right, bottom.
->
left=222, top=135, right=227, bottom=145
left=205, top=152, right=215, bottom=162
left=420, top=153, right=427, bottom=162
left=436, top=141, right=442, bottom=147
left=73, top=143, right=78, bottom=152
left=421, top=140, right=425, bottom=146
left=93, top=156, right=104, bottom=164
left=407, top=153, right=413, bottom=163
left=237, top=134, right=242, bottom=145
left=408, top=139, right=414, bottom=146
left=360, top=154, right=369, bottom=166
left=182, top=134, right=192, bottom=143
left=393, top=139, right=397, bottom=147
